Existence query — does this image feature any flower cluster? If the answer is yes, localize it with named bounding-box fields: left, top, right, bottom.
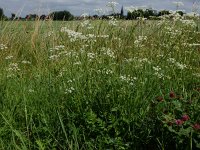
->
left=61, top=28, right=88, bottom=42
left=65, top=87, right=75, bottom=94
left=81, top=20, right=94, bottom=29
left=21, top=60, right=31, bottom=64
left=167, top=57, right=187, bottom=70
left=101, top=47, right=115, bottom=59
left=61, top=28, right=104, bottom=42
left=120, top=75, right=137, bottom=86
left=5, top=55, right=14, bottom=60
left=49, top=45, right=66, bottom=61
left=134, top=36, right=147, bottom=48
left=181, top=20, right=197, bottom=28
left=153, top=66, right=165, bottom=79
left=108, top=16, right=118, bottom=26
left=6, top=63, right=21, bottom=78
left=0, top=44, right=8, bottom=50
left=175, top=114, right=190, bottom=126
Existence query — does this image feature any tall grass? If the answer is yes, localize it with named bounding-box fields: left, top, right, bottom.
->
left=0, top=18, right=200, bottom=149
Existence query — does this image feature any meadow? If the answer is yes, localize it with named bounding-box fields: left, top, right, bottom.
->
left=0, top=18, right=200, bottom=149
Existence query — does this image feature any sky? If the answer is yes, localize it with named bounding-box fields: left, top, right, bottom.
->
left=0, top=0, right=199, bottom=17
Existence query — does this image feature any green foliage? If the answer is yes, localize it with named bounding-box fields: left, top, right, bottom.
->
left=127, top=9, right=157, bottom=20
left=0, top=8, right=4, bottom=19
left=149, top=90, right=200, bottom=149
left=50, top=10, right=74, bottom=21
left=158, top=10, right=170, bottom=16
left=0, top=19, right=199, bottom=149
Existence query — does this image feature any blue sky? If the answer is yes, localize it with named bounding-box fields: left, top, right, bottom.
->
left=0, top=0, right=198, bottom=17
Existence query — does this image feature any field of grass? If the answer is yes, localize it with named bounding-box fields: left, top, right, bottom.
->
left=0, top=18, right=200, bottom=149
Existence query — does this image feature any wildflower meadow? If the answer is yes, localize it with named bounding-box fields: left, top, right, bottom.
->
left=0, top=5, right=200, bottom=150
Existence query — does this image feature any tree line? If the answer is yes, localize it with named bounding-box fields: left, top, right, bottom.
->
left=0, top=8, right=74, bottom=21
left=0, top=7, right=186, bottom=21
left=126, top=9, right=184, bottom=20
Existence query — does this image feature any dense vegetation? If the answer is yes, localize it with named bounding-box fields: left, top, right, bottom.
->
left=0, top=8, right=4, bottom=19
left=0, top=6, right=187, bottom=21
left=0, top=16, right=200, bottom=149
left=49, top=10, right=74, bottom=21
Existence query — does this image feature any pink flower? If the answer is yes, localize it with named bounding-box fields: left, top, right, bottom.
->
left=181, top=115, right=190, bottom=121
left=175, top=119, right=184, bottom=126
left=193, top=123, right=200, bottom=130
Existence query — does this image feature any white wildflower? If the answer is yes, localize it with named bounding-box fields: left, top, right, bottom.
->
left=153, top=66, right=162, bottom=72
left=65, top=87, right=75, bottom=94
left=49, top=54, right=59, bottom=61
left=167, top=58, right=176, bottom=64
left=28, top=89, right=35, bottom=93
left=5, top=55, right=13, bottom=60
left=134, top=36, right=147, bottom=48
left=7, top=63, right=20, bottom=72
left=87, top=52, right=96, bottom=60
left=74, top=61, right=81, bottom=65
left=193, top=73, right=200, bottom=78
left=21, top=60, right=31, bottom=64
left=181, top=20, right=196, bottom=27
left=189, top=43, right=200, bottom=47
left=176, top=62, right=187, bottom=70
left=154, top=72, right=164, bottom=79
left=97, top=35, right=109, bottom=38
left=0, top=44, right=8, bottom=50
left=120, top=75, right=137, bottom=85
left=81, top=20, right=94, bottom=29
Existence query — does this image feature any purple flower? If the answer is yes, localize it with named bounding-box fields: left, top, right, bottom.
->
left=181, top=115, right=190, bottom=121
left=193, top=123, right=200, bottom=130
left=175, top=119, right=184, bottom=126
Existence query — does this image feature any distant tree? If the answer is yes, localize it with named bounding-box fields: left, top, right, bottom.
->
left=126, top=12, right=133, bottom=20
left=0, top=8, right=4, bottom=19
left=40, top=14, right=46, bottom=20
left=126, top=8, right=158, bottom=20
left=25, top=14, right=39, bottom=20
left=11, top=13, right=16, bottom=20
left=101, top=15, right=109, bottom=20
left=158, top=10, right=170, bottom=16
left=25, top=15, right=30, bottom=20
left=126, top=9, right=144, bottom=19
left=93, top=14, right=99, bottom=19
left=49, top=10, right=74, bottom=21
left=30, top=14, right=38, bottom=20
left=144, top=9, right=155, bottom=18
left=176, top=10, right=184, bottom=16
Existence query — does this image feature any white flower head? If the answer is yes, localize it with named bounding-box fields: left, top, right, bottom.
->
left=0, top=44, right=8, bottom=50
left=5, top=55, right=13, bottom=60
